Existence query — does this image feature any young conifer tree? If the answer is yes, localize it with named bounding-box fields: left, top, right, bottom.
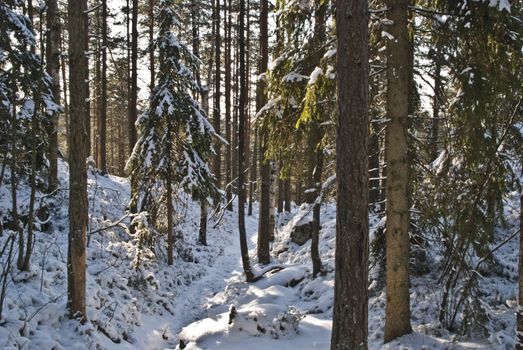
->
left=0, top=0, right=60, bottom=272
left=127, top=0, right=218, bottom=264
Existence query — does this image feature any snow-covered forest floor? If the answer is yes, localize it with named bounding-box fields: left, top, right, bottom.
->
left=0, top=161, right=520, bottom=349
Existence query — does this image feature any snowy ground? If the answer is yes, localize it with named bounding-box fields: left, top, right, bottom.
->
left=0, top=161, right=520, bottom=349
left=177, top=198, right=520, bottom=350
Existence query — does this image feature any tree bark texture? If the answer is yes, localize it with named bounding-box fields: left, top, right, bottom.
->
left=383, top=0, right=413, bottom=342
left=330, top=0, right=369, bottom=348
left=518, top=189, right=523, bottom=349
left=67, top=0, right=89, bottom=319
left=166, top=175, right=174, bottom=265
left=46, top=0, right=61, bottom=191
left=225, top=0, right=233, bottom=211
left=256, top=0, right=270, bottom=265
left=213, top=0, right=222, bottom=189
left=129, top=0, right=138, bottom=154
left=238, top=0, right=254, bottom=282
left=199, top=200, right=208, bottom=245
left=98, top=0, right=108, bottom=174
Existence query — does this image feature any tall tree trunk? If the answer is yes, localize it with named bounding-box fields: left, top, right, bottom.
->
left=303, top=0, right=327, bottom=276
left=94, top=11, right=101, bottom=167
left=149, top=0, right=155, bottom=91
left=311, top=148, right=323, bottom=277
left=256, top=0, right=270, bottom=265
left=232, top=32, right=238, bottom=194
left=11, top=75, right=24, bottom=271
left=199, top=201, right=208, bottom=245
left=166, top=175, right=174, bottom=265
left=128, top=0, right=138, bottom=215
left=248, top=126, right=257, bottom=215
left=369, top=124, right=380, bottom=206
left=269, top=160, right=276, bottom=241
left=383, top=0, right=412, bottom=342
left=84, top=10, right=90, bottom=159
left=118, top=86, right=126, bottom=174
left=305, top=123, right=323, bottom=277
left=277, top=159, right=284, bottom=213
left=98, top=0, right=108, bottom=174
left=67, top=0, right=89, bottom=319
left=284, top=178, right=291, bottom=212
left=129, top=0, right=138, bottom=154
left=330, top=0, right=369, bottom=348
left=431, top=58, right=441, bottom=162
left=46, top=0, right=61, bottom=192
left=295, top=179, right=302, bottom=205
left=244, top=0, right=251, bottom=207
left=23, top=65, right=42, bottom=271
left=60, top=32, right=70, bottom=160
left=191, top=0, right=209, bottom=245
left=518, top=189, right=523, bottom=349
left=126, top=0, right=131, bottom=154
left=224, top=0, right=233, bottom=211
left=238, top=0, right=254, bottom=282
left=213, top=0, right=222, bottom=190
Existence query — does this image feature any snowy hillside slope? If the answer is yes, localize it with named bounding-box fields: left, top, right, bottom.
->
left=177, top=193, right=520, bottom=350
left=0, top=159, right=520, bottom=350
left=0, top=160, right=254, bottom=349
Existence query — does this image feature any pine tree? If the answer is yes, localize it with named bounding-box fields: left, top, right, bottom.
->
left=330, top=0, right=369, bottom=348
left=67, top=0, right=89, bottom=319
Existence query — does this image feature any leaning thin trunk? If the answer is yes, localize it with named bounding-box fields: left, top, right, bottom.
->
left=23, top=88, right=40, bottom=271
left=238, top=0, right=254, bottom=282
left=311, top=149, right=323, bottom=278
left=305, top=123, right=323, bottom=278
left=11, top=75, right=23, bottom=271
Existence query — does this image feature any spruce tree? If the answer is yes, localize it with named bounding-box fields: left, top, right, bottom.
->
left=127, top=0, right=218, bottom=264
left=0, top=0, right=60, bottom=272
